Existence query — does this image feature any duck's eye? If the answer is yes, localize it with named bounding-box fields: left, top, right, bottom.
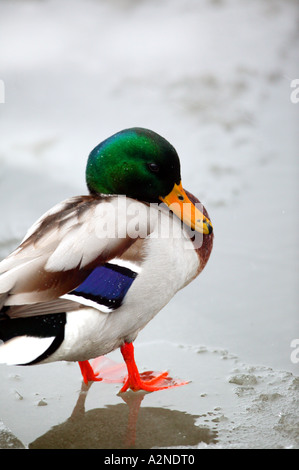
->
left=148, top=162, right=160, bottom=173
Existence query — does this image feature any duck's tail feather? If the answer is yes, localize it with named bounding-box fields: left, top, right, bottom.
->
left=0, top=313, right=66, bottom=365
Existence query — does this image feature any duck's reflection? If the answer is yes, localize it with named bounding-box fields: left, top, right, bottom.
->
left=29, top=382, right=217, bottom=449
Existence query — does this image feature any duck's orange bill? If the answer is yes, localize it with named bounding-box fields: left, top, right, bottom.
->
left=160, top=182, right=213, bottom=235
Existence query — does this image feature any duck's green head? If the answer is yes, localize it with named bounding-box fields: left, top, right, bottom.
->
left=86, top=127, right=212, bottom=234
left=86, top=128, right=180, bottom=203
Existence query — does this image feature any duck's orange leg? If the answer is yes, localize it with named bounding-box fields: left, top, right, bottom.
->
left=119, top=342, right=188, bottom=393
left=78, top=360, right=103, bottom=385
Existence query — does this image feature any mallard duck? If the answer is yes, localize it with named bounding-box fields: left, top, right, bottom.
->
left=0, top=128, right=213, bottom=392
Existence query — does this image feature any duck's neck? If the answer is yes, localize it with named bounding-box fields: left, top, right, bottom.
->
left=183, top=189, right=214, bottom=273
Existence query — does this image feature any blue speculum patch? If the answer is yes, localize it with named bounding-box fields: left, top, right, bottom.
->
left=71, top=263, right=137, bottom=310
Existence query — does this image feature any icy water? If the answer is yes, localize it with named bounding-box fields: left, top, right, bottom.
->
left=0, top=0, right=298, bottom=449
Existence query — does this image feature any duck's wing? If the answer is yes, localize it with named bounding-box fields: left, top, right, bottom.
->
left=0, top=195, right=148, bottom=315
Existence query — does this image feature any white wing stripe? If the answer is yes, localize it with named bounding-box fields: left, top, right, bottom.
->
left=61, top=294, right=113, bottom=313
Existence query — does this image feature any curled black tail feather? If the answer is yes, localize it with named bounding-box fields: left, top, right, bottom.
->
left=0, top=312, right=66, bottom=365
